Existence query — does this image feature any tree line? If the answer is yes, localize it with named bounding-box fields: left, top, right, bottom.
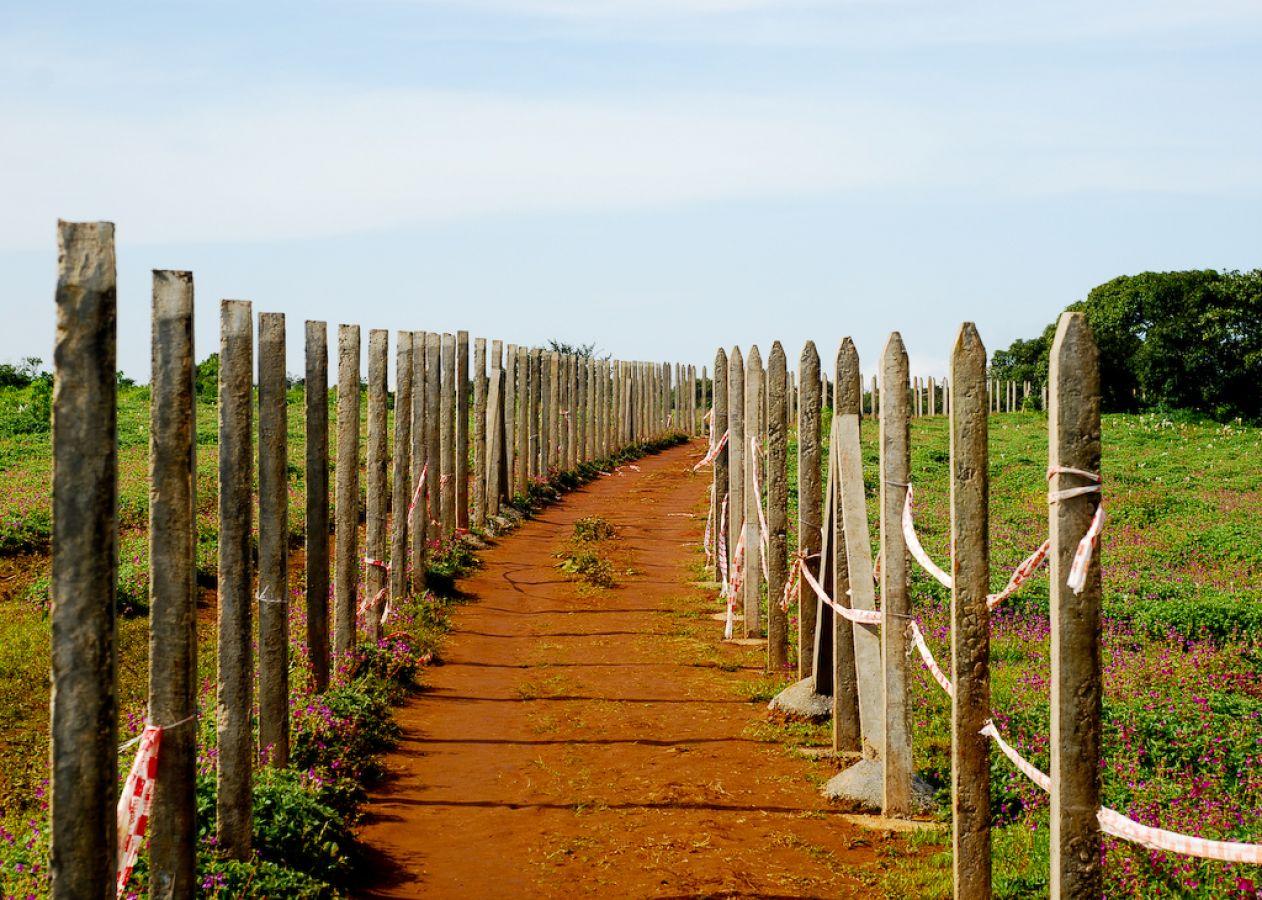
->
left=991, top=269, right=1262, bottom=420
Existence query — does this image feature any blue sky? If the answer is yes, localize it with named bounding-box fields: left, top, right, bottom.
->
left=2, top=0, right=1260, bottom=381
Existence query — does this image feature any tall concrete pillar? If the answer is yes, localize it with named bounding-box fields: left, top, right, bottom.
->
left=392, top=332, right=414, bottom=597
left=439, top=333, right=456, bottom=537
left=796, top=342, right=821, bottom=679
left=766, top=343, right=789, bottom=669
left=365, top=329, right=389, bottom=642
left=51, top=221, right=119, bottom=893
left=473, top=338, right=487, bottom=527
left=334, top=325, right=360, bottom=656
left=149, top=269, right=197, bottom=897
left=257, top=312, right=290, bottom=766
left=727, top=347, right=745, bottom=628
left=218, top=300, right=255, bottom=858
left=305, top=322, right=331, bottom=691
left=456, top=330, right=470, bottom=530
left=1049, top=313, right=1103, bottom=897
left=950, top=323, right=992, bottom=898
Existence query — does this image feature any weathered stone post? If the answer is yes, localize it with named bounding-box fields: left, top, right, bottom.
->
left=569, top=356, right=580, bottom=467
left=517, top=346, right=530, bottom=493
left=391, top=332, right=413, bottom=599
left=832, top=339, right=867, bottom=752
left=410, top=332, right=428, bottom=592
left=951, top=323, right=991, bottom=898
left=504, top=343, right=516, bottom=491
left=258, top=312, right=290, bottom=766
left=473, top=337, right=488, bottom=527
left=334, top=324, right=360, bottom=656
left=486, top=365, right=507, bottom=516
left=712, top=350, right=729, bottom=580
left=365, top=330, right=389, bottom=642
left=1049, top=312, right=1103, bottom=897
left=440, top=333, right=456, bottom=537
left=456, top=330, right=470, bottom=530
left=305, top=322, right=331, bottom=692
left=797, top=342, right=821, bottom=678
left=578, top=357, right=589, bottom=462
left=879, top=333, right=914, bottom=816
left=425, top=333, right=442, bottom=532
left=52, top=221, right=118, bottom=894
left=149, top=270, right=197, bottom=897
left=530, top=348, right=543, bottom=478
left=871, top=374, right=879, bottom=419
left=218, top=299, right=255, bottom=858
left=766, top=343, right=789, bottom=669
left=743, top=345, right=764, bottom=638
left=548, top=352, right=560, bottom=470
left=727, top=347, right=745, bottom=632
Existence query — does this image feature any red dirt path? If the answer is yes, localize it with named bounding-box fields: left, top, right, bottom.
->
left=356, top=440, right=897, bottom=898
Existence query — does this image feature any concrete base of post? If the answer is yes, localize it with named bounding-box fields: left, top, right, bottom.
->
left=822, top=758, right=934, bottom=813
left=768, top=677, right=831, bottom=720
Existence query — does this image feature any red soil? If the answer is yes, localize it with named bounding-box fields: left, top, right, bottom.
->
left=356, top=440, right=899, bottom=898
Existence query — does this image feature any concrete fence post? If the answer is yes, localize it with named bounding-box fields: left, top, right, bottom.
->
left=391, top=332, right=414, bottom=599
left=951, top=323, right=992, bottom=898
left=727, top=347, right=745, bottom=633
left=711, top=350, right=729, bottom=581
left=365, top=329, right=389, bottom=643
left=516, top=346, right=530, bottom=493
left=504, top=343, right=516, bottom=493
left=743, top=346, right=764, bottom=638
left=334, top=324, right=360, bottom=657
left=51, top=220, right=119, bottom=893
left=425, top=333, right=442, bottom=543
left=258, top=312, right=290, bottom=766
left=766, top=343, right=789, bottom=670
left=305, top=323, right=331, bottom=692
left=440, top=333, right=456, bottom=537
left=879, top=333, right=913, bottom=816
left=410, top=332, right=428, bottom=593
left=1049, top=312, right=1103, bottom=897
left=149, top=270, right=197, bottom=896
left=832, top=339, right=869, bottom=752
left=456, top=331, right=470, bottom=530
left=473, top=338, right=487, bottom=527
left=487, top=365, right=507, bottom=516
left=218, top=299, right=255, bottom=858
left=797, top=342, right=821, bottom=679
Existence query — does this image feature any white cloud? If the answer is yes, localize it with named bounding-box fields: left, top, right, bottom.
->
left=1, top=80, right=1258, bottom=252
left=0, top=90, right=929, bottom=249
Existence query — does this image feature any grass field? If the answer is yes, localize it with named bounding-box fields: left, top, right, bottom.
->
left=1, top=383, right=1260, bottom=896
left=777, top=409, right=1261, bottom=898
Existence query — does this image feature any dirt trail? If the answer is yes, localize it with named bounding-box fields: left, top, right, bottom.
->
left=357, top=440, right=896, bottom=898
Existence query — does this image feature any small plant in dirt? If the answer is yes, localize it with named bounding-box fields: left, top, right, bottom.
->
left=572, top=516, right=616, bottom=543
left=558, top=548, right=616, bottom=588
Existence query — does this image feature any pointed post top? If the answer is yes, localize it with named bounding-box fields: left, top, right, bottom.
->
left=800, top=340, right=819, bottom=368
left=836, top=337, right=860, bottom=414
left=746, top=344, right=762, bottom=367
left=883, top=331, right=906, bottom=362
left=768, top=341, right=785, bottom=368
left=953, top=322, right=986, bottom=362
left=730, top=345, right=744, bottom=366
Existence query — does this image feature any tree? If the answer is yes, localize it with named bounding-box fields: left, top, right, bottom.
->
left=991, top=269, right=1262, bottom=421
left=196, top=353, right=220, bottom=402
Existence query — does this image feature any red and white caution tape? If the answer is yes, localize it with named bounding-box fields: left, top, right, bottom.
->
left=725, top=527, right=746, bottom=640
left=364, top=556, right=390, bottom=572
left=908, top=620, right=953, bottom=697
left=1048, top=466, right=1104, bottom=595
left=794, top=552, right=883, bottom=625
left=781, top=549, right=806, bottom=612
left=981, top=720, right=1262, bottom=865
left=987, top=539, right=1050, bottom=610
left=716, top=495, right=729, bottom=595
left=406, top=463, right=429, bottom=520
left=692, top=429, right=729, bottom=471
left=116, top=725, right=162, bottom=896
left=902, top=484, right=952, bottom=589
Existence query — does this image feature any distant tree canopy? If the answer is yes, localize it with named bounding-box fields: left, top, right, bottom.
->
left=547, top=340, right=598, bottom=358
left=991, top=269, right=1262, bottom=421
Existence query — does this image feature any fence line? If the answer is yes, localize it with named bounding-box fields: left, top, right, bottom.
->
left=45, top=220, right=710, bottom=893
left=702, top=315, right=1261, bottom=896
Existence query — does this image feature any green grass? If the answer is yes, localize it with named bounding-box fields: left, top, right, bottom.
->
left=773, top=409, right=1262, bottom=897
